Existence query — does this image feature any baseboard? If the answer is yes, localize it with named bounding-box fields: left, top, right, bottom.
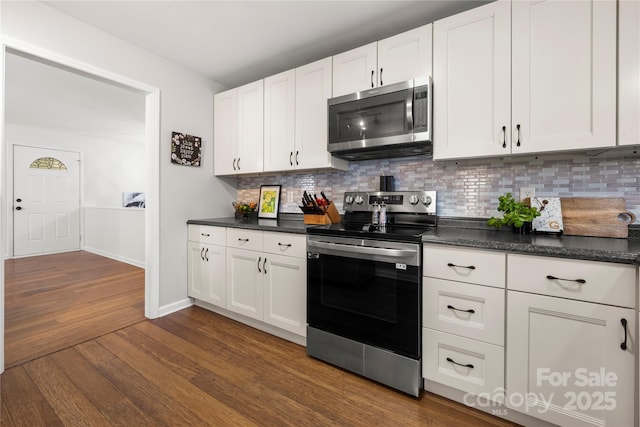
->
left=82, top=246, right=145, bottom=268
left=158, top=298, right=194, bottom=317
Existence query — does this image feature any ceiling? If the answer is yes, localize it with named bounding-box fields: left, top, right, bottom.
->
left=5, top=1, right=490, bottom=143
left=44, top=0, right=490, bottom=88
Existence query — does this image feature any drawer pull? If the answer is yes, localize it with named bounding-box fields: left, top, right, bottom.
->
left=447, top=263, right=476, bottom=270
left=446, top=357, right=474, bottom=369
left=546, top=275, right=586, bottom=284
left=204, top=248, right=209, bottom=262
left=620, top=318, right=628, bottom=351
left=447, top=305, right=475, bottom=314
left=257, top=256, right=262, bottom=273
left=238, top=238, right=250, bottom=242
left=278, top=243, right=292, bottom=248
left=200, top=247, right=205, bottom=261
left=263, top=258, right=267, bottom=274
left=201, top=233, right=210, bottom=237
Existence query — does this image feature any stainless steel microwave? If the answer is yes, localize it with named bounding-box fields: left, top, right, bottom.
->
left=327, top=77, right=432, bottom=160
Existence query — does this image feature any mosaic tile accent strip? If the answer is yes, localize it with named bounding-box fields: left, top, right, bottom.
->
left=236, top=155, right=640, bottom=222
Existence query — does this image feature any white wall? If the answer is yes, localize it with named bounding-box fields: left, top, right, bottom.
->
left=1, top=2, right=235, bottom=310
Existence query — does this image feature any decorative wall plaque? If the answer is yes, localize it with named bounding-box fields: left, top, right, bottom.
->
left=171, top=132, right=202, bottom=166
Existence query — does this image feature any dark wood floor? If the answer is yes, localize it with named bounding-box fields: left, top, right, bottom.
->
left=2, top=306, right=520, bottom=426
left=4, top=251, right=146, bottom=368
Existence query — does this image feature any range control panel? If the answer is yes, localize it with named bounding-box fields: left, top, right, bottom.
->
left=343, top=191, right=436, bottom=214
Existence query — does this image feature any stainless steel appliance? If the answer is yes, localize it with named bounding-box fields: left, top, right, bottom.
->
left=306, top=191, right=436, bottom=396
left=327, top=78, right=432, bottom=160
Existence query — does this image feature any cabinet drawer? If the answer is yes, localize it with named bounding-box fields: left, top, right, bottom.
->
left=226, top=228, right=263, bottom=251
left=423, top=244, right=506, bottom=288
left=188, top=225, right=226, bottom=246
left=423, top=278, right=504, bottom=345
left=423, top=328, right=504, bottom=400
left=507, top=254, right=636, bottom=308
left=263, top=232, right=306, bottom=259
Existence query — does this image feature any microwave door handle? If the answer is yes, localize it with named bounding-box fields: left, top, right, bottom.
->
left=406, top=89, right=414, bottom=133
left=307, top=240, right=416, bottom=258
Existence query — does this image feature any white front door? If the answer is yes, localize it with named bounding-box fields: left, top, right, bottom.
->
left=13, top=145, right=81, bottom=257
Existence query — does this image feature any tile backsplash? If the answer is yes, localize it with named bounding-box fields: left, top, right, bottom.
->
left=237, top=154, right=640, bottom=220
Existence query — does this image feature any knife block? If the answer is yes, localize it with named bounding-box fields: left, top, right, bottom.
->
left=303, top=202, right=342, bottom=224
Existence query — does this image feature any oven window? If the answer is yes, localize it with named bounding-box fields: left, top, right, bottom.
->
left=308, top=252, right=421, bottom=358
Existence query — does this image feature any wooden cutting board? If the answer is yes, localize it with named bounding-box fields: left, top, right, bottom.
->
left=560, top=197, right=636, bottom=238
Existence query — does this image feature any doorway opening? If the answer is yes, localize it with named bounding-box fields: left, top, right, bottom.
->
left=1, top=44, right=160, bottom=371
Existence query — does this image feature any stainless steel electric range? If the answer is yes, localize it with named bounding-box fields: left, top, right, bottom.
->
left=306, top=191, right=436, bottom=396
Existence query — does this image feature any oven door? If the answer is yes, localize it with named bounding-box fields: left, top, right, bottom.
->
left=306, top=236, right=421, bottom=359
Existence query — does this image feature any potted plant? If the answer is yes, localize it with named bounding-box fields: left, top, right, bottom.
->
left=487, top=192, right=541, bottom=233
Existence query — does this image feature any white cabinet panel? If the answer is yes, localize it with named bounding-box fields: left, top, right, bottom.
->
left=618, top=0, right=640, bottom=146
left=226, top=247, right=264, bottom=321
left=423, top=328, right=504, bottom=400
left=507, top=291, right=635, bottom=427
left=236, top=80, right=264, bottom=174
left=512, top=0, right=616, bottom=153
left=226, top=228, right=263, bottom=251
left=188, top=225, right=225, bottom=246
left=263, top=231, right=306, bottom=259
left=332, top=42, right=378, bottom=97
left=264, top=254, right=307, bottom=336
left=264, top=69, right=296, bottom=172
left=187, top=225, right=226, bottom=309
left=213, top=88, right=237, bottom=175
left=423, top=278, right=504, bottom=345
left=423, top=244, right=506, bottom=288
left=433, top=0, right=511, bottom=159
left=377, top=24, right=432, bottom=87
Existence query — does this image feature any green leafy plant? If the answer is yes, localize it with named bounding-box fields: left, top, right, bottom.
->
left=487, top=192, right=541, bottom=228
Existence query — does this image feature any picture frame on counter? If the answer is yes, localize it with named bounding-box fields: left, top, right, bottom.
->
left=258, top=185, right=281, bottom=219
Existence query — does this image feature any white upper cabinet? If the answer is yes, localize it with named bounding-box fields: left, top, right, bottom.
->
left=434, top=0, right=617, bottom=160
left=618, top=0, right=640, bottom=146
left=294, top=57, right=348, bottom=171
left=433, top=1, right=511, bottom=160
left=263, top=69, right=296, bottom=172
left=511, top=0, right=616, bottom=154
left=214, top=80, right=264, bottom=175
left=332, top=24, right=432, bottom=97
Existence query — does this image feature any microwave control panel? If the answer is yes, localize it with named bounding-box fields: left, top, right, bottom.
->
left=413, top=85, right=429, bottom=133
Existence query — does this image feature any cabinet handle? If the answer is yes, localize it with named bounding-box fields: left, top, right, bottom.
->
left=546, top=275, right=586, bottom=284
left=257, top=256, right=262, bottom=272
left=516, top=124, right=521, bottom=147
left=204, top=248, right=209, bottom=262
left=289, top=151, right=293, bottom=166
left=278, top=243, right=292, bottom=248
left=447, top=305, right=475, bottom=314
left=502, top=126, right=507, bottom=149
left=263, top=258, right=267, bottom=274
left=620, top=318, right=628, bottom=350
left=447, top=262, right=476, bottom=270
left=200, top=247, right=205, bottom=261
left=446, top=357, right=474, bottom=369
left=238, top=238, right=250, bottom=243
left=371, top=70, right=375, bottom=88
left=237, top=157, right=240, bottom=170
left=380, top=68, right=383, bottom=86
left=232, top=158, right=237, bottom=171
left=201, top=233, right=210, bottom=237
left=295, top=151, right=299, bottom=166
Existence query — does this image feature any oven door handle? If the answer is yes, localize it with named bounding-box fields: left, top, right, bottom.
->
left=307, top=240, right=417, bottom=258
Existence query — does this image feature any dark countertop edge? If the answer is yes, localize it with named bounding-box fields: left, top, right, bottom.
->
left=187, top=214, right=311, bottom=235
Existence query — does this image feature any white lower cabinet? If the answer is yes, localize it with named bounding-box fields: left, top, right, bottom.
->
left=225, top=229, right=307, bottom=337
left=507, top=291, right=635, bottom=427
left=187, top=226, right=226, bottom=308
left=506, top=255, right=636, bottom=427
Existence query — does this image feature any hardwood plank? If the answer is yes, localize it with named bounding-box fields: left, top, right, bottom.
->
left=4, top=251, right=145, bottom=367
left=0, top=366, right=63, bottom=426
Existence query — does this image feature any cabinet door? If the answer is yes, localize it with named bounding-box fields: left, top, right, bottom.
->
left=512, top=0, right=616, bottom=153
left=263, top=254, right=307, bottom=336
left=295, top=57, right=335, bottom=170
left=507, top=291, right=635, bottom=427
left=264, top=69, right=296, bottom=172
left=433, top=1, right=511, bottom=160
left=377, top=24, right=432, bottom=87
left=226, top=247, right=264, bottom=320
left=187, top=241, right=209, bottom=301
left=332, top=42, right=377, bottom=97
left=236, top=80, right=264, bottom=174
left=618, top=0, right=640, bottom=146
left=213, top=88, right=237, bottom=175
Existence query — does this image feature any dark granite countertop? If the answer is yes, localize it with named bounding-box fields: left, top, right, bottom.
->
left=187, top=213, right=312, bottom=235
left=187, top=215, right=640, bottom=266
left=422, top=223, right=640, bottom=266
